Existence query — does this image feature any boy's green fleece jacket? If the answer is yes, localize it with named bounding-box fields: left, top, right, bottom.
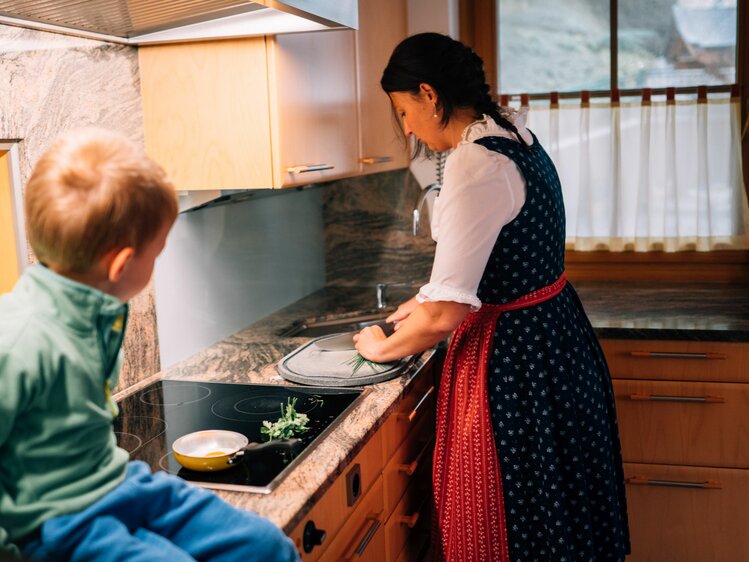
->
left=0, top=265, right=129, bottom=556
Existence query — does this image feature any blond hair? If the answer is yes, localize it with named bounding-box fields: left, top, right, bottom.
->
left=25, top=128, right=178, bottom=273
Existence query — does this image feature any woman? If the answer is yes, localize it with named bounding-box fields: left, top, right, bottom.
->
left=353, top=33, right=630, bottom=562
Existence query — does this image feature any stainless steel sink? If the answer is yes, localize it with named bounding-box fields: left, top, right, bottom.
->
left=280, top=311, right=391, bottom=338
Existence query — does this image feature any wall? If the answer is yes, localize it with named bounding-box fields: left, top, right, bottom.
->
left=0, top=24, right=157, bottom=391
left=154, top=188, right=326, bottom=368
left=154, top=166, right=435, bottom=368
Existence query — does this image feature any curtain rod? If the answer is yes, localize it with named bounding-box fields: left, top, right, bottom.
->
left=500, top=84, right=738, bottom=105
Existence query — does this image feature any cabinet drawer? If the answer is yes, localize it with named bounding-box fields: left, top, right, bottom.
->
left=320, top=476, right=386, bottom=562
left=624, top=463, right=749, bottom=562
left=600, top=339, right=749, bottom=383
left=384, top=465, right=431, bottom=562
left=383, top=408, right=434, bottom=514
left=289, top=431, right=384, bottom=561
left=381, top=370, right=435, bottom=462
left=613, top=379, right=749, bottom=468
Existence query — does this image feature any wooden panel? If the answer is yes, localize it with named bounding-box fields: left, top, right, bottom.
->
left=601, top=339, right=749, bottom=383
left=139, top=38, right=273, bottom=190
left=624, top=463, right=749, bottom=562
left=319, top=476, right=386, bottom=562
left=613, top=379, right=749, bottom=468
left=0, top=151, right=18, bottom=294
left=459, top=0, right=497, bottom=94
left=382, top=406, right=434, bottom=514
left=381, top=369, right=436, bottom=462
left=288, top=430, right=384, bottom=561
left=565, top=250, right=749, bottom=284
left=270, top=30, right=359, bottom=187
left=355, top=0, right=409, bottom=174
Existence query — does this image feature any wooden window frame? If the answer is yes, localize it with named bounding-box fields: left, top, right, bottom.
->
left=459, top=0, right=749, bottom=283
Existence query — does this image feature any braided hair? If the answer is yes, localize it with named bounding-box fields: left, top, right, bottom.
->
left=381, top=32, right=528, bottom=157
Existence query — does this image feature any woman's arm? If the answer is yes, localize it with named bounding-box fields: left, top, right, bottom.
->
left=354, top=300, right=470, bottom=363
left=386, top=296, right=419, bottom=330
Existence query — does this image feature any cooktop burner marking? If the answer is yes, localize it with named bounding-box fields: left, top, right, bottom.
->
left=139, top=383, right=212, bottom=406
left=211, top=391, right=321, bottom=421
left=114, top=432, right=142, bottom=454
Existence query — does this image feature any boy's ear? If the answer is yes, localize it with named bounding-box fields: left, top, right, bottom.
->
left=107, top=247, right=135, bottom=283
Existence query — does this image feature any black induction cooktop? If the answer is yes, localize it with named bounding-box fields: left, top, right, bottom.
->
left=113, top=380, right=364, bottom=494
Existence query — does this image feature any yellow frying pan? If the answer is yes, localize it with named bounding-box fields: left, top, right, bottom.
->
left=172, top=429, right=301, bottom=472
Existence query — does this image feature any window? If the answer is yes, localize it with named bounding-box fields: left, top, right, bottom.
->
left=462, top=0, right=748, bottom=258
left=497, top=0, right=736, bottom=94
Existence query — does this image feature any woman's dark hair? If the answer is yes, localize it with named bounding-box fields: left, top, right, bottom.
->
left=381, top=32, right=527, bottom=157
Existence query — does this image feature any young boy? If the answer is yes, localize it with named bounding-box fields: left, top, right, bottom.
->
left=0, top=128, right=300, bottom=562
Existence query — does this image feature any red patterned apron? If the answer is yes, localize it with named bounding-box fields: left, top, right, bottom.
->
left=433, top=273, right=567, bottom=561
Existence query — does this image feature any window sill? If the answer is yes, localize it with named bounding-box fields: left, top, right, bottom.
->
left=565, top=250, right=749, bottom=283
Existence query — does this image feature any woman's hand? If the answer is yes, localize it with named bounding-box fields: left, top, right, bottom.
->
left=355, top=300, right=471, bottom=364
left=386, top=296, right=419, bottom=330
left=353, top=325, right=388, bottom=363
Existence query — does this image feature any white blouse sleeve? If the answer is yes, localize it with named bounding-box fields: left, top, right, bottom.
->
left=416, top=142, right=526, bottom=311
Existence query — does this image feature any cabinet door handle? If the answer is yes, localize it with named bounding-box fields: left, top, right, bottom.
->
left=344, top=513, right=383, bottom=560
left=398, top=386, right=435, bottom=423
left=397, top=438, right=434, bottom=476
left=286, top=163, right=334, bottom=174
left=629, top=350, right=726, bottom=360
left=628, top=393, right=725, bottom=403
left=360, top=156, right=393, bottom=165
left=397, top=512, right=420, bottom=528
left=626, top=476, right=722, bottom=489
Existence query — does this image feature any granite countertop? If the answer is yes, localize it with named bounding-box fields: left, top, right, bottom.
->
left=114, top=280, right=749, bottom=533
left=574, top=281, right=749, bottom=342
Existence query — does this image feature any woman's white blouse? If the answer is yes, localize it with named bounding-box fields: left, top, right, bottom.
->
left=416, top=112, right=533, bottom=311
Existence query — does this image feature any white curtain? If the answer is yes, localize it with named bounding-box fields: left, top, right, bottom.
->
left=525, top=96, right=749, bottom=251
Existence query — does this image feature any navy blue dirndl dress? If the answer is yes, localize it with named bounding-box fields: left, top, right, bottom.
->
left=472, top=133, right=631, bottom=561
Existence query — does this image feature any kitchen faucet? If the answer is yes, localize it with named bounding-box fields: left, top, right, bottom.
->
left=412, top=183, right=442, bottom=236
left=375, top=282, right=410, bottom=309
left=412, top=151, right=446, bottom=236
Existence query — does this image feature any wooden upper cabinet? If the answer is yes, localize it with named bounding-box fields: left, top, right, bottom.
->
left=139, top=38, right=274, bottom=191
left=138, top=3, right=409, bottom=191
left=138, top=31, right=359, bottom=190
left=355, top=0, right=409, bottom=174
left=268, top=30, right=359, bottom=187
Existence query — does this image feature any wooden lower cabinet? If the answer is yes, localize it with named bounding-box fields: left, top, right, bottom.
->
left=321, top=477, right=387, bottom=562
left=289, top=358, right=437, bottom=561
left=384, top=454, right=432, bottom=562
left=612, top=378, right=749, bottom=468
left=601, top=338, right=749, bottom=562
left=288, top=431, right=384, bottom=561
left=624, top=463, right=749, bottom=562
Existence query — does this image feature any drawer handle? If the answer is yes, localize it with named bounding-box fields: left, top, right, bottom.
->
left=397, top=438, right=434, bottom=476
left=397, top=512, right=420, bottom=528
left=360, top=156, right=393, bottom=165
left=286, top=163, right=334, bottom=174
left=398, top=386, right=435, bottom=423
left=628, top=393, right=725, bottom=404
left=629, top=351, right=726, bottom=360
left=344, top=513, right=383, bottom=560
left=626, top=476, right=722, bottom=489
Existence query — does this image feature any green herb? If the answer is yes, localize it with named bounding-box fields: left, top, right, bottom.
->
left=309, top=395, right=325, bottom=408
left=345, top=353, right=388, bottom=375
left=260, top=397, right=310, bottom=441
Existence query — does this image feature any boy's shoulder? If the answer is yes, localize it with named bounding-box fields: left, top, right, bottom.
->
left=0, top=281, right=58, bottom=370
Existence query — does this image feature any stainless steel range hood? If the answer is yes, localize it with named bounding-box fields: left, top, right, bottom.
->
left=0, top=0, right=357, bottom=44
